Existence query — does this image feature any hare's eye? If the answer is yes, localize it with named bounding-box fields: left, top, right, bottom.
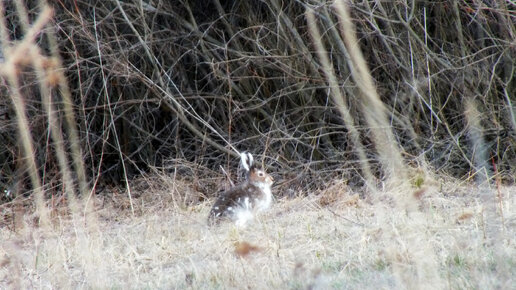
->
left=257, top=171, right=264, bottom=177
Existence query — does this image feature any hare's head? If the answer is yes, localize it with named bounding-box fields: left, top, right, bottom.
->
left=240, top=152, right=273, bottom=187
left=248, top=167, right=274, bottom=187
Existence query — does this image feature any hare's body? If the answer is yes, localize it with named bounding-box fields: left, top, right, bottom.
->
left=208, top=153, right=273, bottom=227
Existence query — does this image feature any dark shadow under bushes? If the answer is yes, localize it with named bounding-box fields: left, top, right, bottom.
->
left=1, top=0, right=514, bottom=203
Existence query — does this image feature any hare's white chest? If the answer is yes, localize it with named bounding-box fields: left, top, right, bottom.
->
left=232, top=185, right=272, bottom=227
left=234, top=198, right=254, bottom=227
left=255, top=184, right=272, bottom=211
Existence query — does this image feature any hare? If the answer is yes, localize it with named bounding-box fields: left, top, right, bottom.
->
left=208, top=152, right=274, bottom=227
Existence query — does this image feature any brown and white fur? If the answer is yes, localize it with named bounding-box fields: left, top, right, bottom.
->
left=208, top=152, right=274, bottom=227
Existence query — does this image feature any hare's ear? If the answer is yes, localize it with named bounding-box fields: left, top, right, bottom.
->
left=246, top=152, right=254, bottom=168
left=240, top=152, right=251, bottom=171
left=240, top=151, right=255, bottom=171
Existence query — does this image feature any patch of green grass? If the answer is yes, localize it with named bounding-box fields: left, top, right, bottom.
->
left=374, top=259, right=389, bottom=271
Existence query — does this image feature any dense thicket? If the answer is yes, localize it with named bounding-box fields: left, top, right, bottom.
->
left=1, top=1, right=514, bottom=201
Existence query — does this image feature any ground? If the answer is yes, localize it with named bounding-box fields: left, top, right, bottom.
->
left=0, top=178, right=514, bottom=289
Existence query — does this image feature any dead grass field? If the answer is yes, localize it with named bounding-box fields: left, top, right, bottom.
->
left=0, top=178, right=514, bottom=289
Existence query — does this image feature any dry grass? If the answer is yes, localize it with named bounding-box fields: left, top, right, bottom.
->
left=1, top=179, right=514, bottom=289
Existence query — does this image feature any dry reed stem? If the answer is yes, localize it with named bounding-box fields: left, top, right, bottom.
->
left=0, top=4, right=55, bottom=228
left=333, top=0, right=407, bottom=189
left=43, top=17, right=91, bottom=201
left=464, top=98, right=491, bottom=184
left=0, top=2, right=91, bottom=227
left=14, top=0, right=82, bottom=215
left=464, top=98, right=504, bottom=247
left=305, top=8, right=375, bottom=190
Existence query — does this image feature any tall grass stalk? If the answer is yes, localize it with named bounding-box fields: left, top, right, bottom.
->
left=0, top=3, right=53, bottom=227
left=333, top=0, right=408, bottom=189
left=306, top=8, right=375, bottom=190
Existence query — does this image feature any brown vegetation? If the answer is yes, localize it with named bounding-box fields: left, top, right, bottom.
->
left=0, top=0, right=514, bottom=288
left=0, top=0, right=514, bottom=200
left=0, top=179, right=514, bottom=288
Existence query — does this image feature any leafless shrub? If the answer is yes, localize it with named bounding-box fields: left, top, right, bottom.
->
left=0, top=0, right=514, bottom=205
